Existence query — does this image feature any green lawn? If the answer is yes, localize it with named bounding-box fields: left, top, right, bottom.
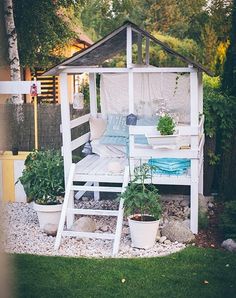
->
left=12, top=247, right=236, bottom=298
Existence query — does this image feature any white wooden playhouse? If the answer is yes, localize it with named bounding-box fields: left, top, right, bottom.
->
left=44, top=21, right=212, bottom=255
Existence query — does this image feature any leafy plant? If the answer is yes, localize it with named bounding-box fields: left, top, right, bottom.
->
left=198, top=210, right=209, bottom=230
left=157, top=114, right=176, bottom=135
left=119, top=163, right=162, bottom=221
left=18, top=150, right=65, bottom=205
left=219, top=201, right=236, bottom=241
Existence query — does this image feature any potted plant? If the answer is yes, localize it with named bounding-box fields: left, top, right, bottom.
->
left=119, top=163, right=162, bottom=249
left=146, top=114, right=178, bottom=147
left=18, top=150, right=65, bottom=229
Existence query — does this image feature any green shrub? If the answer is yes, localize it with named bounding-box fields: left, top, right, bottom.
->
left=18, top=150, right=65, bottom=205
left=119, top=164, right=162, bottom=221
left=198, top=210, right=209, bottom=230
left=219, top=201, right=236, bottom=240
left=157, top=115, right=175, bottom=135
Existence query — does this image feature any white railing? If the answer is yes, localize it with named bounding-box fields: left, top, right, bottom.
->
left=61, top=113, right=91, bottom=153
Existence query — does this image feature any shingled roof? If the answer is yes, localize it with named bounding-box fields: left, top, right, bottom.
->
left=44, top=21, right=213, bottom=76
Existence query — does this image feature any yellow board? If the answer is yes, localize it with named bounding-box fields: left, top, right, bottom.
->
left=0, top=151, right=30, bottom=202
left=2, top=159, right=14, bottom=202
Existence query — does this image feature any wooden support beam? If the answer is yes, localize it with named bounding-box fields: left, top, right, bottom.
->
left=126, top=26, right=132, bottom=67
left=89, top=73, right=97, bottom=117
left=59, top=73, right=72, bottom=184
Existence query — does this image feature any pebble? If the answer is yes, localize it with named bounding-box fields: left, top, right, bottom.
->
left=3, top=201, right=186, bottom=258
left=159, top=236, right=167, bottom=243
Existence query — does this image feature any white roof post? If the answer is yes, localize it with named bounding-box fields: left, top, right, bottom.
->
left=59, top=72, right=72, bottom=184
left=126, top=25, right=132, bottom=68
left=198, top=72, right=203, bottom=114
left=89, top=73, right=97, bottom=117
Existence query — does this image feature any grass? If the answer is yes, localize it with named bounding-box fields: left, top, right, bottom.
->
left=12, top=247, right=236, bottom=298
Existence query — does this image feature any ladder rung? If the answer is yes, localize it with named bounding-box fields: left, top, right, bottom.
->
left=62, top=230, right=115, bottom=240
left=68, top=208, right=119, bottom=216
left=71, top=185, right=122, bottom=192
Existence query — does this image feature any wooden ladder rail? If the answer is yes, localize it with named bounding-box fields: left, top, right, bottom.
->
left=54, top=163, right=76, bottom=250
left=112, top=166, right=130, bottom=256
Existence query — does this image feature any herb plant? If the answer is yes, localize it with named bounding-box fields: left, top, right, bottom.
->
left=157, top=115, right=175, bottom=135
left=119, top=163, right=162, bottom=221
left=18, top=150, right=65, bottom=205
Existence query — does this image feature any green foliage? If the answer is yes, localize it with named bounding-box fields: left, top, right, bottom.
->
left=119, top=164, right=162, bottom=220
left=203, top=75, right=236, bottom=147
left=18, top=150, right=65, bottom=205
left=221, top=0, right=236, bottom=96
left=198, top=210, right=209, bottom=230
left=220, top=201, right=236, bottom=240
left=13, top=0, right=76, bottom=68
left=157, top=115, right=175, bottom=135
left=149, top=33, right=202, bottom=67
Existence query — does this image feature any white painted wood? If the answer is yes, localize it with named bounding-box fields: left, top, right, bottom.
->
left=137, top=33, right=142, bottom=64
left=190, top=71, right=199, bottom=150
left=74, top=173, right=124, bottom=183
left=71, top=185, right=123, bottom=192
left=93, top=181, right=100, bottom=201
left=55, top=163, right=76, bottom=250
left=70, top=113, right=90, bottom=129
left=128, top=71, right=134, bottom=113
left=145, top=37, right=150, bottom=65
left=113, top=166, right=130, bottom=255
left=66, top=191, right=74, bottom=229
left=190, top=159, right=199, bottom=233
left=71, top=132, right=90, bottom=151
left=129, top=125, right=199, bottom=136
left=0, top=81, right=41, bottom=94
left=59, top=73, right=72, bottom=183
left=14, top=160, right=26, bottom=202
left=198, top=72, right=203, bottom=114
left=74, top=181, right=93, bottom=200
left=199, top=157, right=204, bottom=194
left=68, top=208, right=119, bottom=216
left=126, top=25, right=132, bottom=67
left=89, top=73, right=97, bottom=116
left=61, top=67, right=195, bottom=74
left=62, top=231, right=115, bottom=240
left=131, top=147, right=199, bottom=159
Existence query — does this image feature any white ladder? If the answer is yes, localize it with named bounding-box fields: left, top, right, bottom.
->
left=54, top=163, right=130, bottom=256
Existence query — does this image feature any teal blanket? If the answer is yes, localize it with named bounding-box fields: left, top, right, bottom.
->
left=148, top=158, right=190, bottom=175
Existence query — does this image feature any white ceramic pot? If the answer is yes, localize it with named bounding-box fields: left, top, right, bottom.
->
left=128, top=215, right=159, bottom=249
left=33, top=202, right=62, bottom=229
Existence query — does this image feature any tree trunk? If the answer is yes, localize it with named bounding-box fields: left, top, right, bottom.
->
left=3, top=0, right=23, bottom=104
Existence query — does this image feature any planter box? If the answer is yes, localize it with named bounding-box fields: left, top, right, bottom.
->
left=145, top=133, right=179, bottom=148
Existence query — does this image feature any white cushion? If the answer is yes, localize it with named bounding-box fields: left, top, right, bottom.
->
left=89, top=117, right=107, bottom=141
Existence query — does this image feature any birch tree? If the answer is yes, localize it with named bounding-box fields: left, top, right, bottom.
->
left=4, top=0, right=23, bottom=104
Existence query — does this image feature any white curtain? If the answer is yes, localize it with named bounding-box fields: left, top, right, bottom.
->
left=100, top=72, right=190, bottom=124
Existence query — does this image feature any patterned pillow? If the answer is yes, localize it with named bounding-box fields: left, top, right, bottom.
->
left=103, top=114, right=128, bottom=138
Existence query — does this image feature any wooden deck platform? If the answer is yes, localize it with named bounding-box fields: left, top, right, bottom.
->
left=74, top=154, right=191, bottom=186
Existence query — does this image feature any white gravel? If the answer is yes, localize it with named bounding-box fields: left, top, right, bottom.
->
left=3, top=201, right=186, bottom=258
